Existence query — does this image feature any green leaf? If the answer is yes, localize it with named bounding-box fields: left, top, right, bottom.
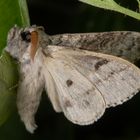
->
left=0, top=0, right=30, bottom=126
left=79, top=0, right=140, bottom=20
left=0, top=51, right=19, bottom=126
left=0, top=0, right=30, bottom=53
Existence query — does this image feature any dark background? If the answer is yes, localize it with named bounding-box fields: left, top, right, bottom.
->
left=0, top=0, right=140, bottom=139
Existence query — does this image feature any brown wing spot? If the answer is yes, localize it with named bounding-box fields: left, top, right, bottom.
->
left=86, top=91, right=90, bottom=95
left=86, top=88, right=95, bottom=95
left=110, top=71, right=114, bottom=75
left=38, top=71, right=41, bottom=77
left=37, top=67, right=42, bottom=77
left=65, top=100, right=72, bottom=108
left=95, top=59, right=109, bottom=70
left=66, top=79, right=73, bottom=87
left=84, top=100, right=90, bottom=106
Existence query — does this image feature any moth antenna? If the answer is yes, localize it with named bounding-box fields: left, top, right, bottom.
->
left=30, top=31, right=39, bottom=61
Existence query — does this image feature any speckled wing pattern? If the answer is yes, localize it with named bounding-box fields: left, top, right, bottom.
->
left=45, top=53, right=105, bottom=125
left=50, top=31, right=140, bottom=64
left=43, top=45, right=140, bottom=124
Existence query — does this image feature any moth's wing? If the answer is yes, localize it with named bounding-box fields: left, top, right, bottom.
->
left=46, top=46, right=140, bottom=108
left=42, top=66, right=62, bottom=112
left=50, top=32, right=140, bottom=64
left=44, top=54, right=106, bottom=125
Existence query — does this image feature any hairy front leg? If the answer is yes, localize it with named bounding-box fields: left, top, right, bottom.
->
left=17, top=64, right=44, bottom=133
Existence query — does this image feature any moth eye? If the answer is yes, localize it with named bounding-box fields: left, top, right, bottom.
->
left=20, top=31, right=31, bottom=42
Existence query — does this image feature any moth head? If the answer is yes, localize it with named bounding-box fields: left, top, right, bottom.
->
left=5, top=25, right=48, bottom=62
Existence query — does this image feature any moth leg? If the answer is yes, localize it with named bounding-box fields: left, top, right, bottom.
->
left=17, top=70, right=44, bottom=133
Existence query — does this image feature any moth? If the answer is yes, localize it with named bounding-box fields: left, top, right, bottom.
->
left=5, top=25, right=140, bottom=133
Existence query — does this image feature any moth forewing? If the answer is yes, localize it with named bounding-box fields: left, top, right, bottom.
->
left=44, top=55, right=106, bottom=125
left=42, top=64, right=62, bottom=112
left=50, top=31, right=140, bottom=64
left=46, top=46, right=140, bottom=108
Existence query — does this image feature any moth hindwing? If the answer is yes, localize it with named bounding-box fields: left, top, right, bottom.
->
left=5, top=25, right=140, bottom=133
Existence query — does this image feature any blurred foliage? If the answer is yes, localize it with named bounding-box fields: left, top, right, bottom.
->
left=0, top=52, right=19, bottom=126
left=0, top=0, right=29, bottom=129
left=79, top=0, right=140, bottom=20
left=0, top=0, right=30, bottom=53
left=0, top=0, right=140, bottom=140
